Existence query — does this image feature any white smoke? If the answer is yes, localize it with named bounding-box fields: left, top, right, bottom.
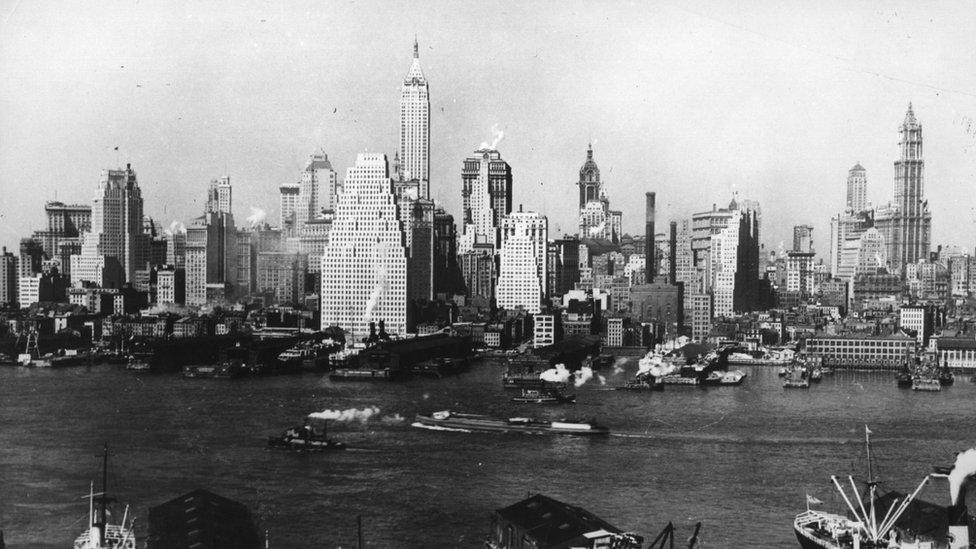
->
left=163, top=220, right=186, bottom=236
left=948, top=447, right=976, bottom=504
left=574, top=365, right=595, bottom=387
left=309, top=406, right=380, bottom=422
left=479, top=124, right=505, bottom=151
left=539, top=363, right=571, bottom=383
left=637, top=351, right=676, bottom=377
left=364, top=240, right=390, bottom=321
left=588, top=222, right=606, bottom=237
left=381, top=413, right=406, bottom=424
left=612, top=356, right=629, bottom=375
left=246, top=206, right=267, bottom=226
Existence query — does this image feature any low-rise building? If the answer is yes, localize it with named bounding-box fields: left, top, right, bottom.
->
left=805, top=333, right=915, bottom=369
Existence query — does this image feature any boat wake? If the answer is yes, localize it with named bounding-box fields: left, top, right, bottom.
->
left=410, top=422, right=472, bottom=433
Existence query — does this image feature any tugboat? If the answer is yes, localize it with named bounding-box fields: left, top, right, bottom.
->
left=511, top=388, right=576, bottom=404
left=73, top=444, right=136, bottom=549
left=268, top=414, right=346, bottom=451
left=414, top=411, right=609, bottom=436
left=793, top=427, right=974, bottom=549
left=894, top=364, right=914, bottom=388
left=912, top=377, right=942, bottom=392
left=617, top=371, right=662, bottom=391
left=783, top=367, right=810, bottom=389
left=938, top=358, right=954, bottom=386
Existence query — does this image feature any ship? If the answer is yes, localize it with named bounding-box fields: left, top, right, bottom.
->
left=276, top=339, right=339, bottom=371
left=268, top=414, right=346, bottom=451
left=503, top=353, right=568, bottom=390
left=703, top=370, right=747, bottom=386
left=793, top=427, right=974, bottom=549
left=410, top=356, right=469, bottom=378
left=511, top=388, right=576, bottom=404
left=414, top=411, right=609, bottom=436
left=73, top=444, right=136, bottom=549
left=912, top=377, right=942, bottom=392
left=617, top=371, right=662, bottom=391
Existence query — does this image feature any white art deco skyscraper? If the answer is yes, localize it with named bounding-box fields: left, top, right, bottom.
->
left=399, top=39, right=430, bottom=197
left=321, top=153, right=409, bottom=337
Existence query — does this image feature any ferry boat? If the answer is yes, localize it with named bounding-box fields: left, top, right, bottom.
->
left=660, top=373, right=700, bottom=386
left=511, top=388, right=576, bottom=404
left=617, top=371, right=662, bottom=391
left=414, top=411, right=609, bottom=436
left=268, top=415, right=346, bottom=451
left=410, top=356, right=469, bottom=378
left=793, top=427, right=973, bottom=549
left=783, top=367, right=811, bottom=389
left=277, top=340, right=338, bottom=371
left=912, top=377, right=942, bottom=392
left=73, top=444, right=136, bottom=549
left=181, top=361, right=246, bottom=379
left=329, top=367, right=403, bottom=381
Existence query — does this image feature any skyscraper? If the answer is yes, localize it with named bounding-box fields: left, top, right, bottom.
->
left=499, top=209, right=548, bottom=308
left=496, top=224, right=544, bottom=314
left=399, top=39, right=430, bottom=198
left=875, top=103, right=932, bottom=275
left=279, top=182, right=300, bottom=234
left=207, top=176, right=232, bottom=215
left=320, top=153, right=409, bottom=337
left=792, top=225, right=813, bottom=253
left=296, top=151, right=339, bottom=229
left=70, top=164, right=149, bottom=288
left=0, top=247, right=17, bottom=306
left=576, top=145, right=622, bottom=242
left=846, top=163, right=867, bottom=212
left=433, top=208, right=464, bottom=297
left=459, top=149, right=512, bottom=253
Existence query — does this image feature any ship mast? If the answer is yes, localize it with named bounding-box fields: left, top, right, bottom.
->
left=865, top=425, right=877, bottom=536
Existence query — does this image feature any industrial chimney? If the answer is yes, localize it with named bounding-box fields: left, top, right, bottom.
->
left=645, top=192, right=656, bottom=283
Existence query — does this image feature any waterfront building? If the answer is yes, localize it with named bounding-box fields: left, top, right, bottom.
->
left=873, top=104, right=932, bottom=276
left=936, top=338, right=976, bottom=372
left=459, top=149, right=512, bottom=253
left=486, top=494, right=642, bottom=549
left=689, top=293, right=713, bottom=342
left=805, top=333, right=915, bottom=369
left=792, top=225, right=813, bottom=253
left=576, top=145, right=622, bottom=242
left=320, top=153, right=409, bottom=337
left=398, top=39, right=430, bottom=197
left=70, top=165, right=150, bottom=288
left=899, top=305, right=927, bottom=346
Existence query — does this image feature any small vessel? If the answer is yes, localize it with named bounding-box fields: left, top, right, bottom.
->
left=912, top=377, right=942, bottom=392
left=809, top=367, right=823, bottom=382
left=894, top=365, right=914, bottom=388
left=511, top=388, right=576, bottom=404
left=277, top=339, right=338, bottom=371
left=268, top=414, right=346, bottom=451
left=939, top=359, right=954, bottom=386
left=783, top=366, right=810, bottom=388
left=660, top=373, right=700, bottom=386
left=50, top=349, right=90, bottom=367
left=778, top=366, right=789, bottom=377
left=414, top=411, right=609, bottom=436
left=73, top=444, right=136, bottom=549
left=617, top=371, right=662, bottom=391
left=718, top=370, right=747, bottom=386
left=410, top=356, right=469, bottom=378
left=329, top=367, right=401, bottom=381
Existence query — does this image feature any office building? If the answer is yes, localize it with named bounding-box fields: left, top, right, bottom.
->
left=846, top=163, right=868, bottom=212
left=398, top=39, right=430, bottom=197
left=0, top=248, right=17, bottom=306
left=500, top=209, right=548, bottom=299
left=792, top=225, right=813, bottom=253
left=459, top=149, right=512, bottom=253
left=577, top=145, right=622, bottom=242
left=320, top=153, right=409, bottom=336
left=257, top=252, right=307, bottom=306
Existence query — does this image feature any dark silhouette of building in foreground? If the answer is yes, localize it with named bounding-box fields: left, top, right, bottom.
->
left=147, top=489, right=262, bottom=549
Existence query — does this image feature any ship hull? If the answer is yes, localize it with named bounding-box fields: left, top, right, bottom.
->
left=415, top=413, right=608, bottom=436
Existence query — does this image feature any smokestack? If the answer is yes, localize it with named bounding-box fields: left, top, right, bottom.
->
left=645, top=192, right=656, bottom=283
left=368, top=322, right=377, bottom=342
left=669, top=221, right=677, bottom=285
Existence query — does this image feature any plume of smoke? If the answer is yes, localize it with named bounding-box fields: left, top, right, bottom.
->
left=588, top=221, right=606, bottom=237
left=479, top=124, right=505, bottom=150
left=948, top=448, right=976, bottom=505
left=637, top=351, right=676, bottom=377
left=539, top=363, right=571, bottom=383
left=612, top=356, right=629, bottom=375
left=574, top=365, right=595, bottom=387
left=598, top=374, right=607, bottom=385
left=246, top=206, right=267, bottom=226
left=309, top=406, right=380, bottom=422
left=163, top=220, right=186, bottom=237
left=381, top=413, right=406, bottom=424
left=363, top=240, right=390, bottom=321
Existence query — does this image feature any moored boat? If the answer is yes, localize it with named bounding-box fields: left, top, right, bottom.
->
left=414, top=410, right=609, bottom=436
left=511, top=388, right=576, bottom=404
left=912, top=377, right=942, bottom=392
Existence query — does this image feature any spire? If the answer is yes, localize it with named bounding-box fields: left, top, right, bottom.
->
left=404, top=37, right=425, bottom=82
left=587, top=142, right=593, bottom=160
left=903, top=102, right=917, bottom=126
left=413, top=35, right=419, bottom=59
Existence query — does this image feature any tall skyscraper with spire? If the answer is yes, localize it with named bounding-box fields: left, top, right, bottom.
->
left=875, top=103, right=931, bottom=275
left=399, top=38, right=430, bottom=198
left=576, top=145, right=622, bottom=242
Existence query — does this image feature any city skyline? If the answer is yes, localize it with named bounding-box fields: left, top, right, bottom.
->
left=2, top=2, right=975, bottom=255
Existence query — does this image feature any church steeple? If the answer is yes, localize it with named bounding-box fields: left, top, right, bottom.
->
left=578, top=144, right=601, bottom=207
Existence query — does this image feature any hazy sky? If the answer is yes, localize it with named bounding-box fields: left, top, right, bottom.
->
left=2, top=1, right=975, bottom=255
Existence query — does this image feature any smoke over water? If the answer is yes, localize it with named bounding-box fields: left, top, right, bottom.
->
left=948, top=448, right=976, bottom=504
left=612, top=357, right=629, bottom=375
left=309, top=406, right=380, bottom=422
left=539, top=364, right=571, bottom=383
left=479, top=124, right=504, bottom=150
left=574, top=365, right=595, bottom=387
left=246, top=206, right=267, bottom=226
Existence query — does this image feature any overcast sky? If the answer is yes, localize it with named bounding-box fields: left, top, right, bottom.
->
left=2, top=1, right=975, bottom=256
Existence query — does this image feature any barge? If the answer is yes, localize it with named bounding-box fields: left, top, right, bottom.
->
left=414, top=411, right=609, bottom=436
